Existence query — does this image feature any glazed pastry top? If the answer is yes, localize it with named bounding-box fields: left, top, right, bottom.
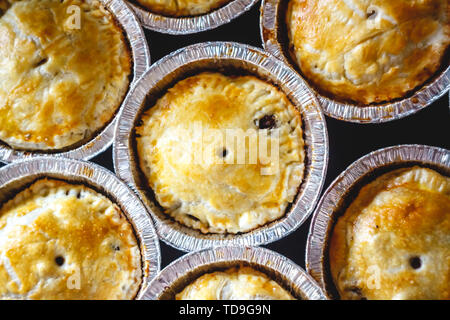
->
left=135, top=0, right=232, bottom=17
left=286, top=0, right=449, bottom=104
left=0, top=0, right=131, bottom=150
left=176, top=266, right=295, bottom=300
left=0, top=179, right=141, bottom=300
left=330, top=167, right=450, bottom=300
left=136, top=72, right=305, bottom=234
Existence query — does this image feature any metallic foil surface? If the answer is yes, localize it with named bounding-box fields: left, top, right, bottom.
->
left=0, top=157, right=161, bottom=299
left=260, top=0, right=450, bottom=123
left=305, top=145, right=450, bottom=298
left=0, top=0, right=151, bottom=163
left=141, top=246, right=328, bottom=300
left=114, top=42, right=329, bottom=252
left=128, top=0, right=258, bottom=34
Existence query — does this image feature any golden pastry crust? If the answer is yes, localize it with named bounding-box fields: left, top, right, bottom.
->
left=0, top=179, right=142, bottom=300
left=176, top=266, right=295, bottom=300
left=329, top=167, right=450, bottom=300
left=0, top=0, right=131, bottom=150
left=135, top=0, right=232, bottom=17
left=286, top=0, right=450, bottom=104
left=136, top=72, right=305, bottom=234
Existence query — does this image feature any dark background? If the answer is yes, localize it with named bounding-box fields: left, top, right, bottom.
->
left=2, top=3, right=448, bottom=271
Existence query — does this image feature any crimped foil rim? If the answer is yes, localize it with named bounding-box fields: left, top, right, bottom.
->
left=305, top=144, right=450, bottom=297
left=140, top=246, right=328, bottom=300
left=113, top=41, right=328, bottom=252
left=129, top=0, right=258, bottom=34
left=0, top=0, right=151, bottom=164
left=0, top=157, right=161, bottom=299
left=260, top=0, right=450, bottom=123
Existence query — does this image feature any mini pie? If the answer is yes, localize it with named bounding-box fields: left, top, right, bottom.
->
left=0, top=179, right=142, bottom=300
left=134, top=0, right=232, bottom=17
left=176, top=266, right=295, bottom=300
left=0, top=0, right=131, bottom=151
left=286, top=0, right=450, bottom=104
left=136, top=72, right=305, bottom=234
left=330, top=167, right=450, bottom=300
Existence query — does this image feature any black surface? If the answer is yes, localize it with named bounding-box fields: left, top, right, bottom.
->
left=1, top=3, right=449, bottom=270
